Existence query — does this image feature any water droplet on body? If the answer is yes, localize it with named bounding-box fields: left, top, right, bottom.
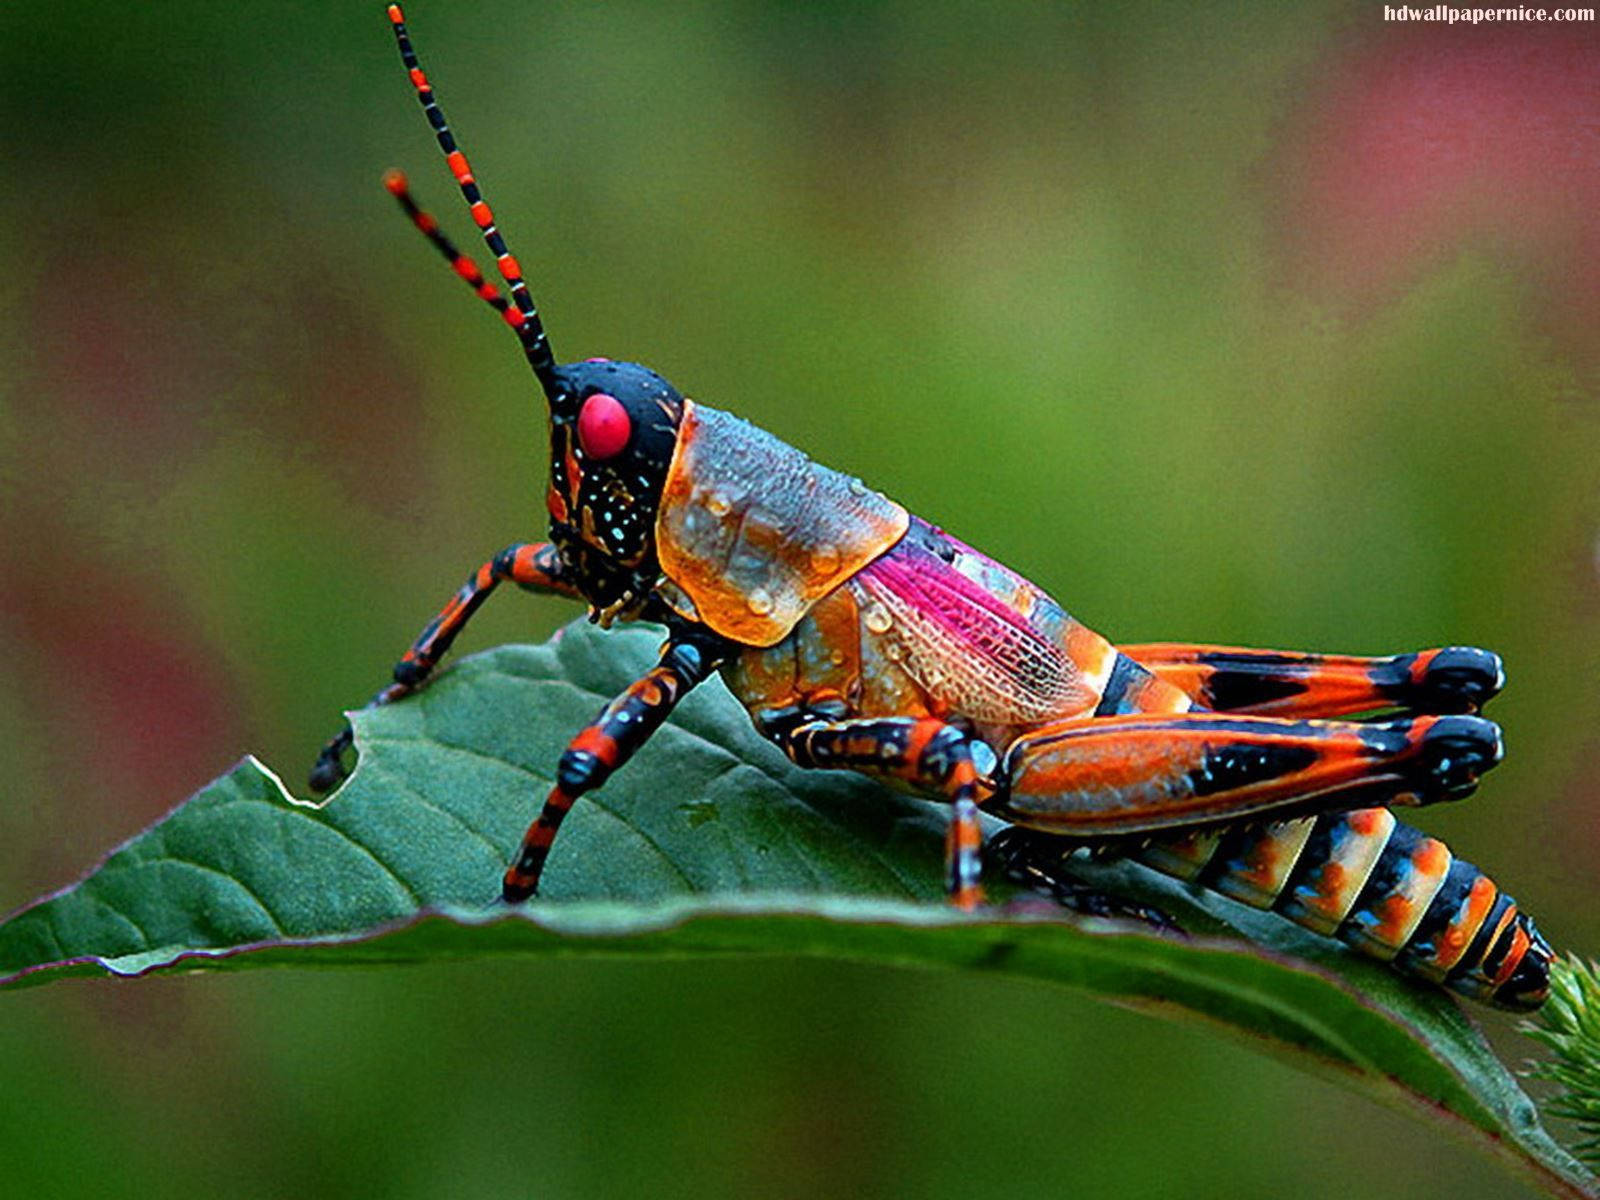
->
left=810, top=543, right=840, bottom=575
left=864, top=605, right=892, bottom=634
left=748, top=587, right=775, bottom=616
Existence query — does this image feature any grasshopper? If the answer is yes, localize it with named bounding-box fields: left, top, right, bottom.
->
left=312, top=5, right=1554, bottom=1010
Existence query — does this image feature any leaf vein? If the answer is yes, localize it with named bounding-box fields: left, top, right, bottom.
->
left=100, top=855, right=289, bottom=938
left=580, top=794, right=697, bottom=889
left=365, top=763, right=513, bottom=860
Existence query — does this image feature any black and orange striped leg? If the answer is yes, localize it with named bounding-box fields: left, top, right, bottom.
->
left=764, top=715, right=993, bottom=909
left=1008, top=648, right=1549, bottom=1007
left=1117, top=643, right=1504, bottom=718
left=309, top=542, right=578, bottom=793
left=503, top=635, right=728, bottom=902
left=994, top=711, right=1503, bottom=837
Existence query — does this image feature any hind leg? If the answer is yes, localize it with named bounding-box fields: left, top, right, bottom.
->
left=1117, top=643, right=1503, bottom=718
left=992, top=710, right=1501, bottom=838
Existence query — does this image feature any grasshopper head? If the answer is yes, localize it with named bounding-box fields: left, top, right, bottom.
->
left=378, top=12, right=688, bottom=622
left=544, top=358, right=686, bottom=620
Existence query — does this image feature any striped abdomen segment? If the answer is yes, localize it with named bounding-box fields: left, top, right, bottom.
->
left=1134, top=810, right=1554, bottom=1010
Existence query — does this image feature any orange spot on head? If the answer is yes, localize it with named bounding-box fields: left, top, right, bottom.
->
left=564, top=444, right=582, bottom=492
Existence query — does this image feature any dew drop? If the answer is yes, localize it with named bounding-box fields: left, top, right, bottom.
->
left=706, top=490, right=732, bottom=517
left=829, top=648, right=846, bottom=666
left=748, top=587, right=775, bottom=616
left=810, top=542, right=840, bottom=575
left=847, top=477, right=869, bottom=497
left=680, top=798, right=719, bottom=829
left=864, top=605, right=892, bottom=634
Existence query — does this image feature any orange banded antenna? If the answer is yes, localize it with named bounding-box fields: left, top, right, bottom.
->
left=383, top=170, right=513, bottom=319
left=386, top=4, right=560, bottom=399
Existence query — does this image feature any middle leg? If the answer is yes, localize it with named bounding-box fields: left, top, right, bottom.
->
left=762, top=713, right=993, bottom=910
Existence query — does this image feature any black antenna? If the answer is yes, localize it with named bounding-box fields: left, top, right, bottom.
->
left=383, top=168, right=518, bottom=320
left=386, top=4, right=561, bottom=398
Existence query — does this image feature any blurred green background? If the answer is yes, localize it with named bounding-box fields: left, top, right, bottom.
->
left=3, top=2, right=1598, bottom=1196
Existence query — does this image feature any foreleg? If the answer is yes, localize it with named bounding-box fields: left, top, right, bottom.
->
left=1116, top=643, right=1503, bottom=718
left=502, top=634, right=727, bottom=902
left=310, top=542, right=580, bottom=791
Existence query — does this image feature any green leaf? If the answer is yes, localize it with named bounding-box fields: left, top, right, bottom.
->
left=1, top=621, right=1593, bottom=1198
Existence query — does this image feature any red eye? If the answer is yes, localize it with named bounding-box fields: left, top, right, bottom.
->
left=576, top=392, right=631, bottom=460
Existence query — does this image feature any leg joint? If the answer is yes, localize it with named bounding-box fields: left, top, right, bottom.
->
left=393, top=657, right=429, bottom=687
left=918, top=725, right=973, bottom=781
left=557, top=748, right=608, bottom=794
left=492, top=543, right=527, bottom=579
